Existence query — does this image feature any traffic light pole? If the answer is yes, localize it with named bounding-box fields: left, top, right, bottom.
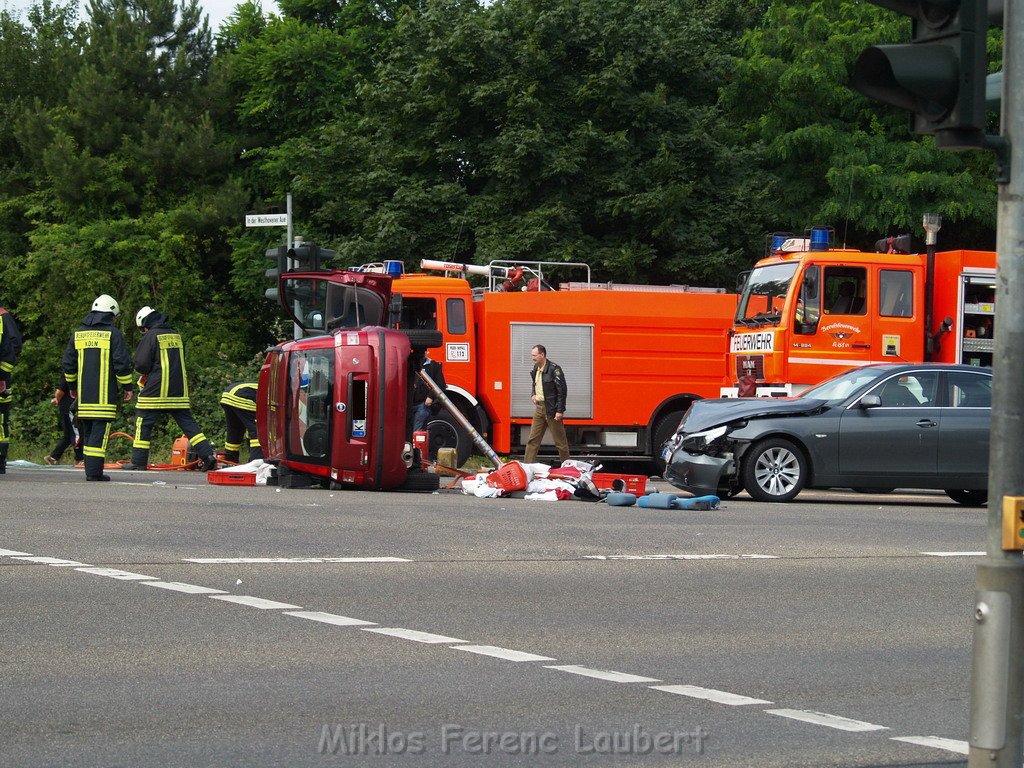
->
left=287, top=192, right=302, bottom=341
left=968, top=4, right=1024, bottom=765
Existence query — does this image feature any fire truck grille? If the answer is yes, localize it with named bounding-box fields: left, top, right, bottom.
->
left=736, top=355, right=764, bottom=381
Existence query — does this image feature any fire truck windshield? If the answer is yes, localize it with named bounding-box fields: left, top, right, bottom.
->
left=736, top=262, right=799, bottom=327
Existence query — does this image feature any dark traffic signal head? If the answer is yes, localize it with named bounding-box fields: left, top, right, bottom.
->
left=265, top=245, right=287, bottom=301
left=851, top=0, right=989, bottom=149
left=287, top=244, right=338, bottom=272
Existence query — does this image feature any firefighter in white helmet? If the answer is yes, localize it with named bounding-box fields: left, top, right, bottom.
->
left=124, top=306, right=216, bottom=471
left=60, top=295, right=134, bottom=481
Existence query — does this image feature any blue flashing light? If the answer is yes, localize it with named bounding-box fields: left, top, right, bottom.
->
left=809, top=226, right=831, bottom=252
left=384, top=260, right=404, bottom=278
left=770, top=232, right=791, bottom=253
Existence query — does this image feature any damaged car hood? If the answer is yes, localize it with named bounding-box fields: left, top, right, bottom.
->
left=680, top=397, right=828, bottom=434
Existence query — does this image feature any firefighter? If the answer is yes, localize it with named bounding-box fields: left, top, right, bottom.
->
left=219, top=381, right=262, bottom=463
left=0, top=302, right=24, bottom=475
left=126, top=306, right=216, bottom=471
left=60, top=295, right=135, bottom=481
left=523, top=343, right=570, bottom=465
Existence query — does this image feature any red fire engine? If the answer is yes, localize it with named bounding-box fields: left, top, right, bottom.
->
left=725, top=227, right=997, bottom=396
left=387, top=260, right=738, bottom=469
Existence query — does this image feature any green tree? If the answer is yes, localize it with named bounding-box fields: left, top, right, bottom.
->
left=4, top=0, right=252, bottom=454
left=271, top=0, right=766, bottom=286
left=721, top=0, right=997, bottom=249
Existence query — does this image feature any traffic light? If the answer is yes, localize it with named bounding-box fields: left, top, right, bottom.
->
left=287, top=243, right=338, bottom=272
left=851, top=0, right=989, bottom=149
left=264, top=245, right=287, bottom=301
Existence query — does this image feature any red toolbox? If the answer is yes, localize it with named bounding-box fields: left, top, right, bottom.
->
left=208, top=471, right=257, bottom=486
left=592, top=473, right=647, bottom=494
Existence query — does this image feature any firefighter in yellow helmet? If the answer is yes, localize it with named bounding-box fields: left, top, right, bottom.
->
left=125, top=306, right=216, bottom=471
left=60, top=295, right=134, bottom=481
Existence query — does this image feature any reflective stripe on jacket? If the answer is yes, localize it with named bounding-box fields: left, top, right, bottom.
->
left=61, top=312, right=134, bottom=420
left=134, top=324, right=191, bottom=410
left=220, top=382, right=257, bottom=412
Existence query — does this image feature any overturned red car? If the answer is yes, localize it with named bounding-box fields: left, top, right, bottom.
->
left=257, top=269, right=441, bottom=491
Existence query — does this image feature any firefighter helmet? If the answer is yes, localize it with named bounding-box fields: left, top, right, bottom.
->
left=135, top=306, right=155, bottom=328
left=92, top=294, right=120, bottom=316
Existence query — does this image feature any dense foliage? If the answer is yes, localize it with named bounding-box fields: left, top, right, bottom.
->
left=0, top=0, right=1000, bottom=456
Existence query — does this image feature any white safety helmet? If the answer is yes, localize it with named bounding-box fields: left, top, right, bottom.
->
left=135, top=306, right=155, bottom=329
left=92, top=294, right=120, bottom=317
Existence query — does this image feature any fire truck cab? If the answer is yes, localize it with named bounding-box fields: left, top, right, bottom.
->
left=726, top=229, right=997, bottom=396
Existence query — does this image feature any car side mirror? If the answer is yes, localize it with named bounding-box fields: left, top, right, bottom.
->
left=860, top=395, right=881, bottom=409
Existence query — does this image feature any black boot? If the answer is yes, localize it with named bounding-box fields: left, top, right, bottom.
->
left=122, top=448, right=149, bottom=471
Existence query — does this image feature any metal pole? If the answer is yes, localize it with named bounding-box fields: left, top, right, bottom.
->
left=417, top=369, right=502, bottom=469
left=968, top=3, right=1024, bottom=764
left=287, top=193, right=301, bottom=341
left=923, top=213, right=941, bottom=360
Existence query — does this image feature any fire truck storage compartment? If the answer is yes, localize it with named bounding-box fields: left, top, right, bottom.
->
left=960, top=273, right=996, bottom=367
left=510, top=324, right=594, bottom=420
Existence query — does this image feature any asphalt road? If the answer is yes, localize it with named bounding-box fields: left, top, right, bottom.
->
left=0, top=465, right=986, bottom=767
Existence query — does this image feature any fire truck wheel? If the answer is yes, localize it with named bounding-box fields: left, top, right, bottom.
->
left=400, top=470, right=441, bottom=492
left=945, top=488, right=987, bottom=507
left=428, top=412, right=471, bottom=467
left=401, top=328, right=443, bottom=350
left=741, top=438, right=807, bottom=503
left=651, top=411, right=685, bottom=476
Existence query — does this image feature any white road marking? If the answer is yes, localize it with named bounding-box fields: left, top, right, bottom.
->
left=585, top=554, right=778, bottom=561
left=363, top=627, right=467, bottom=644
left=546, top=664, right=660, bottom=683
left=891, top=736, right=968, bottom=755
left=652, top=684, right=771, bottom=706
left=921, top=551, right=985, bottom=557
left=183, top=556, right=411, bottom=564
left=141, top=581, right=227, bottom=595
left=0, top=548, right=32, bottom=556
left=283, top=611, right=376, bottom=627
left=11, top=556, right=89, bottom=567
left=75, top=567, right=155, bottom=580
left=209, top=595, right=302, bottom=610
left=452, top=645, right=555, bottom=662
left=765, top=708, right=887, bottom=732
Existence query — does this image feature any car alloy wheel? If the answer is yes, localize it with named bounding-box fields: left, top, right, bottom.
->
left=742, top=438, right=807, bottom=503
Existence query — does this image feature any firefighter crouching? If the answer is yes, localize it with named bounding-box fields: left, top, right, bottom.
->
left=60, top=295, right=135, bottom=482
left=126, top=306, right=216, bottom=471
left=219, top=382, right=262, bottom=463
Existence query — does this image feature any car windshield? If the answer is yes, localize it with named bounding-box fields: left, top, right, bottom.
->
left=736, top=262, right=799, bottom=326
left=800, top=367, right=889, bottom=403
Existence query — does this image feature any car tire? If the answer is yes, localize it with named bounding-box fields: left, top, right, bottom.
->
left=852, top=487, right=895, bottom=494
left=651, top=410, right=685, bottom=476
left=945, top=488, right=987, bottom=507
left=399, top=470, right=441, bottom=492
left=427, top=411, right=471, bottom=467
left=741, top=438, right=807, bottom=503
left=400, top=328, right=443, bottom=350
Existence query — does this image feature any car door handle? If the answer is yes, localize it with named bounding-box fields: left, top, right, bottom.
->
left=852, top=343, right=871, bottom=349
left=916, top=419, right=938, bottom=428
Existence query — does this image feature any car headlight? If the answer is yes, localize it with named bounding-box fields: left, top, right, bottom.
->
left=682, top=424, right=729, bottom=453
